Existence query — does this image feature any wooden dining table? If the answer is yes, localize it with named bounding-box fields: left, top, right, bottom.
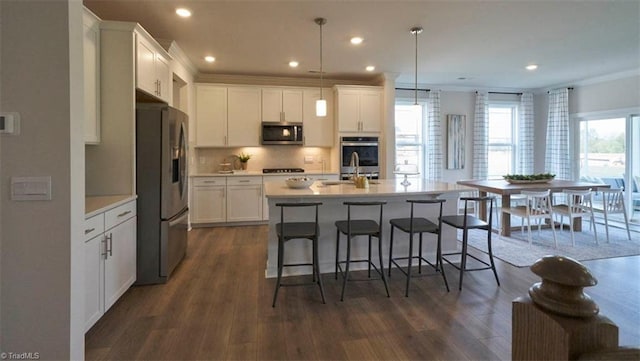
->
left=457, top=179, right=608, bottom=236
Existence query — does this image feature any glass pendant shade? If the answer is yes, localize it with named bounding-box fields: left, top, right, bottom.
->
left=316, top=99, right=327, bottom=117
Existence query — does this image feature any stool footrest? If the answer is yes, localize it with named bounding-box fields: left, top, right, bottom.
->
left=442, top=252, right=492, bottom=271
left=390, top=256, right=441, bottom=277
left=336, top=259, right=384, bottom=280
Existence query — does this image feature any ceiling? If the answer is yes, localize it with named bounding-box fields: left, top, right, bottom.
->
left=83, top=0, right=640, bottom=90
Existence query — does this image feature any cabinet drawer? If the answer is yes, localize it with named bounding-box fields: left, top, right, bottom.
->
left=84, top=214, right=104, bottom=242
left=105, top=200, right=137, bottom=230
left=192, top=177, right=226, bottom=187
left=227, top=176, right=262, bottom=186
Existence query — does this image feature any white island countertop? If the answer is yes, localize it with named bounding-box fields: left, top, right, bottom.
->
left=264, top=178, right=472, bottom=199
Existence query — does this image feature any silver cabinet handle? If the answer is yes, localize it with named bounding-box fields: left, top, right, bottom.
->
left=85, top=227, right=95, bottom=235
left=117, top=210, right=132, bottom=218
left=106, top=233, right=113, bottom=257
left=239, top=180, right=250, bottom=183
left=203, top=180, right=218, bottom=184
left=224, top=135, right=227, bottom=146
left=158, top=80, right=161, bottom=96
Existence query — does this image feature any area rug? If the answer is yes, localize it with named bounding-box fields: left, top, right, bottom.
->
left=463, top=222, right=640, bottom=267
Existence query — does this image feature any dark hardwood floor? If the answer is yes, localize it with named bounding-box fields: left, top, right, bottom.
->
left=86, top=225, right=640, bottom=360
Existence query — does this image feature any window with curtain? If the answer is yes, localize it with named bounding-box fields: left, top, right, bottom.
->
left=487, top=103, right=518, bottom=179
left=394, top=103, right=425, bottom=175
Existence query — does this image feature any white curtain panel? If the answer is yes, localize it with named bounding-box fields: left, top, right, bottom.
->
left=473, top=92, right=489, bottom=179
left=426, top=90, right=442, bottom=180
left=545, top=88, right=571, bottom=180
left=517, top=92, right=535, bottom=174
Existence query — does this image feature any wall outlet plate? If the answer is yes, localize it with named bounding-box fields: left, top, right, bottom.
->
left=0, top=112, right=20, bottom=135
left=304, top=155, right=314, bottom=164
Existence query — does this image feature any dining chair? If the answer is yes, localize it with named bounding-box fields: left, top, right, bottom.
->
left=596, top=187, right=632, bottom=242
left=551, top=189, right=598, bottom=246
left=272, top=202, right=326, bottom=307
left=441, top=196, right=500, bottom=291
left=388, top=199, right=449, bottom=297
left=501, top=190, right=557, bottom=248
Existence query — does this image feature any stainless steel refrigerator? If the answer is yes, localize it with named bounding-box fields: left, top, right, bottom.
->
left=135, top=103, right=189, bottom=284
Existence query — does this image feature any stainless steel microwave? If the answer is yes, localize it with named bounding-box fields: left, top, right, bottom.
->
left=261, top=122, right=303, bottom=145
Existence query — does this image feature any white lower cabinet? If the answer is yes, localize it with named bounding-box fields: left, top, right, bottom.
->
left=84, top=199, right=137, bottom=332
left=191, top=177, right=226, bottom=223
left=226, top=177, right=263, bottom=222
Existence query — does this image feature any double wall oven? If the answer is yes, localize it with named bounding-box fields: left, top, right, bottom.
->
left=340, top=136, right=380, bottom=179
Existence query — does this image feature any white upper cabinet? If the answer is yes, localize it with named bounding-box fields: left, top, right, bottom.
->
left=228, top=86, right=261, bottom=146
left=302, top=88, right=334, bottom=147
left=83, top=8, right=100, bottom=144
left=135, top=32, right=171, bottom=103
left=261, top=87, right=303, bottom=123
left=195, top=85, right=227, bottom=147
left=194, top=84, right=261, bottom=147
left=335, top=86, right=383, bottom=133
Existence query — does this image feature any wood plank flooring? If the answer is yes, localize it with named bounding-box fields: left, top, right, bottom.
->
left=86, top=225, right=640, bottom=360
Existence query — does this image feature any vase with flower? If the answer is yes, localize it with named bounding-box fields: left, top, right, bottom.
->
left=238, top=152, right=251, bottom=170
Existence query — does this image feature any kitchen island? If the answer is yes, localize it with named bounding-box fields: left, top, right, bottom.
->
left=263, top=178, right=471, bottom=278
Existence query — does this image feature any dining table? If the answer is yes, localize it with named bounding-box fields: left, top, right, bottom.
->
left=457, top=179, right=608, bottom=236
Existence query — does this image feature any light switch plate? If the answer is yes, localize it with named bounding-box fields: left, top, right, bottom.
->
left=304, top=155, right=314, bottom=164
left=11, top=176, right=52, bottom=201
left=0, top=112, right=20, bottom=135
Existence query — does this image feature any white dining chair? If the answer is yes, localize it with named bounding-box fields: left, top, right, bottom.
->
left=552, top=189, right=598, bottom=246
left=596, top=187, right=632, bottom=242
left=501, top=190, right=557, bottom=248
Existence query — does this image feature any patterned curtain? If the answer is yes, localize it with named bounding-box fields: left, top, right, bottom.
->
left=517, top=92, right=534, bottom=174
left=473, top=92, right=489, bottom=179
left=545, top=88, right=571, bottom=180
left=426, top=90, right=442, bottom=180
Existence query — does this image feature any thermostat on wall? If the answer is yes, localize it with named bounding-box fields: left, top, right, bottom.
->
left=0, top=112, right=21, bottom=135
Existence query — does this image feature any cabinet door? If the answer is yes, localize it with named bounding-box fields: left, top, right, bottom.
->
left=359, top=90, right=382, bottom=132
left=155, top=53, right=172, bottom=103
left=227, top=185, right=263, bottom=221
left=104, top=216, right=137, bottom=311
left=84, top=234, right=104, bottom=332
left=195, top=85, right=227, bottom=147
left=135, top=35, right=158, bottom=97
left=282, top=89, right=303, bottom=123
left=337, top=89, right=361, bottom=132
left=192, top=185, right=226, bottom=223
left=83, top=10, right=100, bottom=144
left=261, top=88, right=283, bottom=122
left=228, top=87, right=261, bottom=146
left=303, top=88, right=334, bottom=147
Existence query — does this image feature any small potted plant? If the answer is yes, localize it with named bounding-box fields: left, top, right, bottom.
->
left=237, top=152, right=251, bottom=170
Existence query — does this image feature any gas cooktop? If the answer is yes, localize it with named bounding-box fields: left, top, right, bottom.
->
left=262, top=168, right=305, bottom=174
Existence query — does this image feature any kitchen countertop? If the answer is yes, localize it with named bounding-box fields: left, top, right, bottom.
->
left=86, top=194, right=137, bottom=218
left=190, top=170, right=339, bottom=177
left=264, top=178, right=471, bottom=199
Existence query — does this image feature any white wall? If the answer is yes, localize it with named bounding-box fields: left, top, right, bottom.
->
left=0, top=0, right=84, bottom=359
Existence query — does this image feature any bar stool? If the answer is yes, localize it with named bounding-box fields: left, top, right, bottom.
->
left=272, top=202, right=326, bottom=307
left=335, top=201, right=390, bottom=301
left=388, top=199, right=449, bottom=297
left=441, top=196, right=500, bottom=291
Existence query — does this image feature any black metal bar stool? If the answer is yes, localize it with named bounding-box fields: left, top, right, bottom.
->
left=335, top=201, right=390, bottom=301
left=440, top=196, right=500, bottom=291
left=388, top=199, right=449, bottom=297
left=272, top=202, right=326, bottom=307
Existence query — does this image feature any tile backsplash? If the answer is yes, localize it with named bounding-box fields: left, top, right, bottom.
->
left=191, top=146, right=335, bottom=173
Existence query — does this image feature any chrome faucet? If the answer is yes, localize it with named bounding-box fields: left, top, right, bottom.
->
left=349, top=151, right=360, bottom=180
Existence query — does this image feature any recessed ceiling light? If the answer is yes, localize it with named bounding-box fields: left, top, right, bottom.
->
left=526, top=64, right=538, bottom=71
left=350, top=37, right=364, bottom=45
left=365, top=65, right=375, bottom=72
left=289, top=61, right=299, bottom=68
left=175, top=8, right=191, bottom=17
left=204, top=56, right=215, bottom=63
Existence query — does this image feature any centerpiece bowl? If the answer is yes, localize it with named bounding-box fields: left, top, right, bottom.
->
left=503, top=173, right=555, bottom=184
left=285, top=177, right=314, bottom=189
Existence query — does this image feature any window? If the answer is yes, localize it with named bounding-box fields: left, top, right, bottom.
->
left=487, top=103, right=517, bottom=179
left=395, top=103, right=424, bottom=175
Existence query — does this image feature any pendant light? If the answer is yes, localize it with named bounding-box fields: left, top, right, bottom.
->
left=315, top=17, right=327, bottom=117
left=410, top=26, right=423, bottom=106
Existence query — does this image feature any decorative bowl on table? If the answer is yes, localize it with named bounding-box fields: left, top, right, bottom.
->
left=503, top=173, right=555, bottom=184
left=285, top=177, right=314, bottom=189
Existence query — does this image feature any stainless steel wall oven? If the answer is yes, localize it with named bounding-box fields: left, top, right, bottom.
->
left=340, top=136, right=380, bottom=179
